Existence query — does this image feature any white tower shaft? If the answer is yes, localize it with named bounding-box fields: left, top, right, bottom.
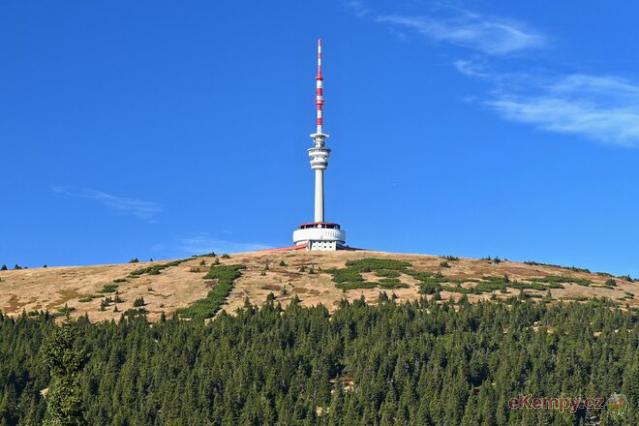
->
left=314, top=169, right=324, bottom=222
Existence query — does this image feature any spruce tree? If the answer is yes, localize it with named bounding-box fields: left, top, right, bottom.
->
left=43, top=324, right=88, bottom=426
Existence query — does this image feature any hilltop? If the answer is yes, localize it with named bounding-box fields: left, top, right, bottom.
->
left=1, top=250, right=637, bottom=322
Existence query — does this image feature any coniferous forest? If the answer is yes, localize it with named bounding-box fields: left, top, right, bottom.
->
left=1, top=296, right=639, bottom=425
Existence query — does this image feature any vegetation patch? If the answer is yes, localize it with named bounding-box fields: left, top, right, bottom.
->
left=345, top=258, right=411, bottom=272
left=54, top=304, right=75, bottom=317
left=377, top=278, right=408, bottom=289
left=511, top=281, right=557, bottom=291
left=604, top=279, right=617, bottom=288
left=374, top=269, right=401, bottom=278
left=441, top=255, right=460, bottom=261
left=409, top=271, right=577, bottom=296
left=335, top=281, right=377, bottom=291
left=99, top=284, right=119, bottom=293
left=530, top=275, right=591, bottom=287
left=177, top=264, right=245, bottom=320
left=129, top=259, right=186, bottom=278
left=329, top=258, right=414, bottom=290
left=327, top=268, right=372, bottom=290
left=409, top=272, right=449, bottom=294
left=524, top=260, right=591, bottom=274
left=472, top=277, right=509, bottom=294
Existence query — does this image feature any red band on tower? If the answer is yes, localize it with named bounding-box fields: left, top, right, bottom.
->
left=315, top=38, right=324, bottom=132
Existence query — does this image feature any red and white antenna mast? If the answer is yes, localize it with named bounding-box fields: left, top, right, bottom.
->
left=315, top=38, right=324, bottom=135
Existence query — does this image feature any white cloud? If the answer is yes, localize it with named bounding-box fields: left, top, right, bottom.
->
left=377, top=11, right=545, bottom=55
left=479, top=73, right=639, bottom=146
left=453, top=59, right=491, bottom=78
left=450, top=60, right=639, bottom=145
left=344, top=0, right=371, bottom=18
left=349, top=2, right=639, bottom=146
left=177, top=234, right=270, bottom=256
left=52, top=187, right=162, bottom=221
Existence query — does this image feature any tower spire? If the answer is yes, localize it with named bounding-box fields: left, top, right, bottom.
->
left=315, top=38, right=324, bottom=135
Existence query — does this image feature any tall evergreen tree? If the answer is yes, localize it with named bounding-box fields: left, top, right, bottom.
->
left=43, top=324, right=88, bottom=426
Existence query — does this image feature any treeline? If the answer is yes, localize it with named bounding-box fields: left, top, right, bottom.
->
left=1, top=297, right=639, bottom=425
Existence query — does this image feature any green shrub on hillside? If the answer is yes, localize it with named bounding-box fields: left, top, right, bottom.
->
left=329, top=268, right=364, bottom=284
left=345, top=258, right=411, bottom=272
left=54, top=304, right=75, bottom=317
left=374, top=269, right=401, bottom=278
left=377, top=278, right=409, bottom=289
left=472, top=277, right=508, bottom=294
left=408, top=271, right=448, bottom=294
left=524, top=260, right=591, bottom=273
left=530, top=275, right=591, bottom=287
left=177, top=264, right=245, bottom=320
left=99, top=284, right=119, bottom=293
left=129, top=259, right=186, bottom=277
left=335, top=281, right=377, bottom=291
left=419, top=281, right=440, bottom=294
left=328, top=267, right=371, bottom=290
left=328, top=259, right=413, bottom=290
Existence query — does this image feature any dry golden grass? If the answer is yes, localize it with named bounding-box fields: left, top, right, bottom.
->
left=0, top=250, right=636, bottom=322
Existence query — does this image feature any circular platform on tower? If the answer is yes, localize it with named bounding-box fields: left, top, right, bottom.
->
left=292, top=222, right=346, bottom=251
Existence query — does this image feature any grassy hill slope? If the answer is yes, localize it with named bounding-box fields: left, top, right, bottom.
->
left=1, top=250, right=637, bottom=321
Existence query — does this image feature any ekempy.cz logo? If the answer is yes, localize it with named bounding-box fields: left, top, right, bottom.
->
left=508, top=394, right=627, bottom=413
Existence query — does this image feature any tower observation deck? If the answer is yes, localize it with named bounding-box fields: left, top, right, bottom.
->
left=292, top=39, right=347, bottom=251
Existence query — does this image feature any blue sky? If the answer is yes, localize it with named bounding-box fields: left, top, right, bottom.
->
left=1, top=0, right=638, bottom=276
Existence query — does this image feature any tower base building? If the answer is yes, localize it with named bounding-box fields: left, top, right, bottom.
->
left=293, top=222, right=346, bottom=251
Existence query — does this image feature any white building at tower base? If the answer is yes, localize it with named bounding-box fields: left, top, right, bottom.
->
left=292, top=222, right=346, bottom=251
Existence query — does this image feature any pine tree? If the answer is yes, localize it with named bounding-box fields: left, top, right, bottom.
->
left=43, top=324, right=88, bottom=426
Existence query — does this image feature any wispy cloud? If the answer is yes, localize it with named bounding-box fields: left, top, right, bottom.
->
left=348, top=2, right=639, bottom=146
left=176, top=234, right=270, bottom=256
left=455, top=65, right=639, bottom=146
left=453, top=59, right=492, bottom=78
left=344, top=0, right=371, bottom=18
left=52, top=186, right=162, bottom=221
left=376, top=10, right=546, bottom=55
